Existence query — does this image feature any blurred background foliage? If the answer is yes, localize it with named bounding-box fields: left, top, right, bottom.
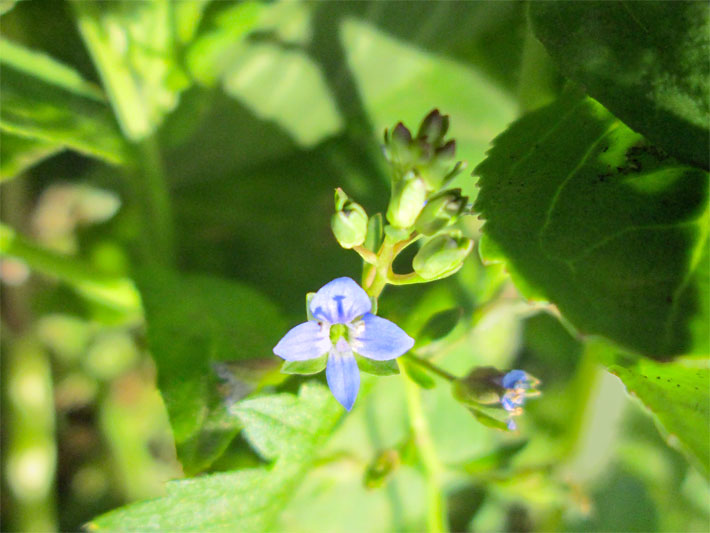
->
left=0, top=1, right=708, bottom=532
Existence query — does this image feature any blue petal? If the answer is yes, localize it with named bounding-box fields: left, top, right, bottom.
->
left=309, top=277, right=371, bottom=324
left=502, top=369, right=528, bottom=389
left=273, top=321, right=330, bottom=361
left=351, top=313, right=414, bottom=361
left=326, top=339, right=360, bottom=411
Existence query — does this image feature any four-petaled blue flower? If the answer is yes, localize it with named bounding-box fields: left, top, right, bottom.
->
left=500, top=369, right=540, bottom=430
left=273, top=277, right=414, bottom=410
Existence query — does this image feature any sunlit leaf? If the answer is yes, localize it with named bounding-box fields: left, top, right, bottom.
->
left=73, top=0, right=190, bottom=141
left=474, top=90, right=709, bottom=358
left=608, top=357, right=710, bottom=478
left=89, top=382, right=343, bottom=531
left=530, top=1, right=710, bottom=169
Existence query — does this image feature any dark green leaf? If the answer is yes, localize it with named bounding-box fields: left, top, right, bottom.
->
left=415, top=307, right=462, bottom=348
left=90, top=383, right=343, bottom=531
left=0, top=43, right=127, bottom=164
left=135, top=268, right=286, bottom=473
left=530, top=1, right=710, bottom=169
left=399, top=358, right=436, bottom=389
left=354, top=355, right=399, bottom=376
left=474, top=91, right=709, bottom=358
left=608, top=358, right=710, bottom=477
left=281, top=355, right=327, bottom=375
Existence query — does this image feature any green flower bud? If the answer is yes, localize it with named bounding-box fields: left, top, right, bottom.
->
left=452, top=366, right=505, bottom=407
left=331, top=188, right=368, bottom=249
left=412, top=231, right=473, bottom=280
left=386, top=173, right=427, bottom=229
left=417, top=109, right=449, bottom=145
left=415, top=188, right=468, bottom=235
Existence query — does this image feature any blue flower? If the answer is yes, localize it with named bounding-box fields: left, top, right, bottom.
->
left=499, top=369, right=540, bottom=431
left=273, top=277, right=414, bottom=410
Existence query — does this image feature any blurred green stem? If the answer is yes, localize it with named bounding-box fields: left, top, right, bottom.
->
left=0, top=224, right=141, bottom=315
left=402, top=369, right=448, bottom=533
left=74, top=3, right=175, bottom=265
left=404, top=353, right=457, bottom=382
left=362, top=233, right=448, bottom=532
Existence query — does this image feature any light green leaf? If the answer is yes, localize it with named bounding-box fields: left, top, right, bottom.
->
left=281, top=355, right=327, bottom=375
left=0, top=37, right=104, bottom=101
left=608, top=358, right=710, bottom=477
left=89, top=382, right=343, bottom=531
left=135, top=268, right=286, bottom=474
left=354, top=355, right=399, bottom=376
left=530, top=1, right=710, bottom=169
left=73, top=0, right=190, bottom=141
left=0, top=132, right=62, bottom=181
left=474, top=90, right=709, bottom=358
left=0, top=44, right=127, bottom=164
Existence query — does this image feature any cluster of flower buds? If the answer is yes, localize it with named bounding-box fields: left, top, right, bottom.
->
left=380, top=110, right=474, bottom=280
left=453, top=367, right=540, bottom=431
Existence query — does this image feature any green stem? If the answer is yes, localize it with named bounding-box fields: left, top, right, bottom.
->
left=74, top=3, right=175, bottom=266
left=0, top=224, right=141, bottom=314
left=361, top=227, right=447, bottom=531
left=404, top=353, right=457, bottom=382
left=402, top=369, right=448, bottom=532
left=353, top=245, right=378, bottom=265
left=364, top=234, right=397, bottom=299
left=388, top=271, right=427, bottom=285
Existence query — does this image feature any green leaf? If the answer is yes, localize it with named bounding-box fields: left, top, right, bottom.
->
left=0, top=42, right=127, bottom=164
left=0, top=132, right=62, bottom=181
left=89, top=382, right=343, bottom=531
left=281, top=356, right=327, bottom=376
left=135, top=268, right=286, bottom=474
left=0, top=37, right=104, bottom=101
left=474, top=91, right=709, bottom=358
left=399, top=358, right=435, bottom=389
left=73, top=0, right=190, bottom=141
left=467, top=407, right=511, bottom=432
left=530, top=2, right=710, bottom=170
left=608, top=358, right=710, bottom=478
left=415, top=307, right=462, bottom=348
left=354, top=355, right=400, bottom=376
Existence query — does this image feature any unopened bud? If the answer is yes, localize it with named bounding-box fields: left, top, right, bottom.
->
left=452, top=366, right=505, bottom=406
left=412, top=231, right=473, bottom=280
left=331, top=188, right=368, bottom=249
left=386, top=173, right=427, bottom=229
left=435, top=140, right=456, bottom=161
left=415, top=189, right=468, bottom=235
left=392, top=122, right=412, bottom=146
left=417, top=109, right=449, bottom=145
